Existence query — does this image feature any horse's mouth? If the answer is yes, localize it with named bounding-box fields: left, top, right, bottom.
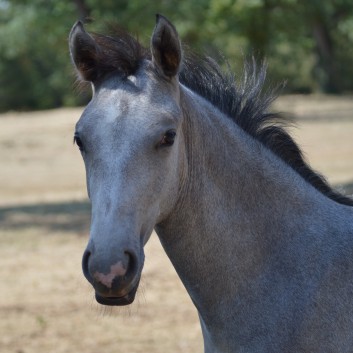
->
left=94, top=279, right=140, bottom=306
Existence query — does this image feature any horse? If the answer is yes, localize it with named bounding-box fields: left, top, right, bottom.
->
left=69, top=15, right=353, bottom=353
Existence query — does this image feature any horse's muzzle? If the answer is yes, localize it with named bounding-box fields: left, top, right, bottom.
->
left=95, top=279, right=140, bottom=306
left=82, top=247, right=142, bottom=306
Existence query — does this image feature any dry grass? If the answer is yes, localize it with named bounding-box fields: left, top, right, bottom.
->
left=273, top=95, right=353, bottom=188
left=0, top=95, right=352, bottom=353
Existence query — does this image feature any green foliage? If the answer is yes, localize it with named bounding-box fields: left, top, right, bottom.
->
left=0, top=0, right=81, bottom=110
left=1, top=0, right=353, bottom=111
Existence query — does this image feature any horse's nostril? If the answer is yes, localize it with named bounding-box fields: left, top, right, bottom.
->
left=82, top=246, right=140, bottom=296
left=82, top=249, right=92, bottom=283
left=124, top=250, right=138, bottom=279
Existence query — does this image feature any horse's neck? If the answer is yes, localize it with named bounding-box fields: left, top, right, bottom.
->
left=155, top=88, right=351, bottom=350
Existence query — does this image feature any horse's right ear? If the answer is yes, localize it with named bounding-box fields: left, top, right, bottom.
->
left=151, top=15, right=182, bottom=78
left=69, top=21, right=99, bottom=82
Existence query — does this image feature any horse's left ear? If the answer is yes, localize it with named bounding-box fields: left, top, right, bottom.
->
left=69, top=21, right=99, bottom=82
left=151, top=15, right=182, bottom=78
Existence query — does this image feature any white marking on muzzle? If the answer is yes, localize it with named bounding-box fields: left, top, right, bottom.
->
left=93, top=261, right=127, bottom=289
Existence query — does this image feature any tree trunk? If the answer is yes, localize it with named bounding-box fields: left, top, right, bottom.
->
left=312, top=19, right=338, bottom=93
left=72, top=0, right=91, bottom=21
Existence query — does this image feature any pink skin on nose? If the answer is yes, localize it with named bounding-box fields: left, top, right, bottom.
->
left=93, top=261, right=127, bottom=289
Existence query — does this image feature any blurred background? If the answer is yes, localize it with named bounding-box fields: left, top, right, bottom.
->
left=1, top=1, right=353, bottom=353
left=1, top=0, right=353, bottom=112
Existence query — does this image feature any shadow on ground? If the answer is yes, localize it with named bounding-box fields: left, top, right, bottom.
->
left=1, top=180, right=352, bottom=234
left=0, top=200, right=91, bottom=234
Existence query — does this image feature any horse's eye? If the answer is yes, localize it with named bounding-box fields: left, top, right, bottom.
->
left=73, top=134, right=84, bottom=151
left=159, top=130, right=176, bottom=147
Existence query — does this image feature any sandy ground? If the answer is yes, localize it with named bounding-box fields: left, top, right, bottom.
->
left=0, top=95, right=352, bottom=353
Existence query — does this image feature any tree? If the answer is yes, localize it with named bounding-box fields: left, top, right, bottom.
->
left=0, top=0, right=353, bottom=111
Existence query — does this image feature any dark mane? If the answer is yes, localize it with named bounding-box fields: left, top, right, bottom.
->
left=179, top=53, right=353, bottom=206
left=91, top=27, right=149, bottom=79
left=88, top=29, right=353, bottom=206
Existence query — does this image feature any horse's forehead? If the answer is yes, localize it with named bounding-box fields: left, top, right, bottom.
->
left=95, top=85, right=142, bottom=118
left=78, top=72, right=180, bottom=133
left=95, top=70, right=172, bottom=110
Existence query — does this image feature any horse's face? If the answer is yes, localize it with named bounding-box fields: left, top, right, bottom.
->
left=69, top=16, right=184, bottom=305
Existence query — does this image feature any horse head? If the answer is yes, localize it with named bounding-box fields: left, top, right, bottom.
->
left=69, top=15, right=186, bottom=305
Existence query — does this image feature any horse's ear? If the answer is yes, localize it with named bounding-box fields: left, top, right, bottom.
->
left=151, top=15, right=182, bottom=78
left=69, top=21, right=99, bottom=82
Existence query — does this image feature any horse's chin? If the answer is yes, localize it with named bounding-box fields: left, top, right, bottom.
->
left=94, top=281, right=139, bottom=306
left=95, top=292, right=135, bottom=306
